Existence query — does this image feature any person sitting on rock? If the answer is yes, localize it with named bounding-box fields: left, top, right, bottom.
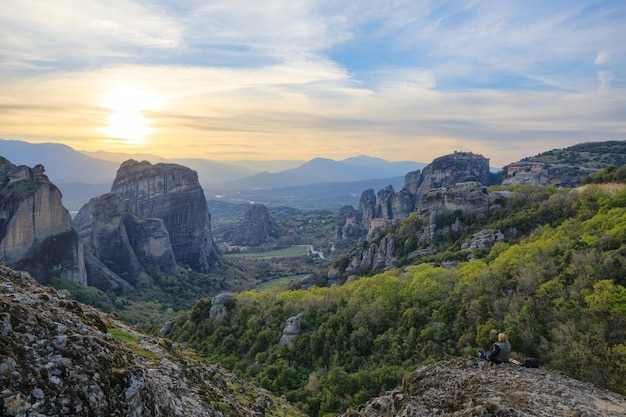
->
left=478, top=329, right=511, bottom=364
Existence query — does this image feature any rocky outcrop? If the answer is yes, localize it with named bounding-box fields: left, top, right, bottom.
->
left=416, top=181, right=494, bottom=221
left=278, top=313, right=303, bottom=345
left=501, top=162, right=596, bottom=188
left=0, top=158, right=86, bottom=284
left=72, top=159, right=220, bottom=289
left=72, top=193, right=179, bottom=290
left=461, top=228, right=505, bottom=258
left=347, top=182, right=501, bottom=275
left=355, top=152, right=493, bottom=230
left=111, top=160, right=219, bottom=273
left=0, top=263, right=305, bottom=417
left=229, top=204, right=277, bottom=246
left=339, top=358, right=626, bottom=416
left=209, top=293, right=235, bottom=317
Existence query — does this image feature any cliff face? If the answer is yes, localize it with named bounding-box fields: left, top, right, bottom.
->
left=0, top=158, right=85, bottom=284
left=340, top=359, right=626, bottom=417
left=228, top=203, right=278, bottom=246
left=356, top=152, right=493, bottom=231
left=111, top=160, right=219, bottom=273
left=344, top=153, right=495, bottom=275
left=501, top=161, right=595, bottom=187
left=0, top=263, right=305, bottom=417
left=347, top=182, right=500, bottom=275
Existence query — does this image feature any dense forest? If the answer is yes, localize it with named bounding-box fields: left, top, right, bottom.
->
left=168, top=180, right=626, bottom=416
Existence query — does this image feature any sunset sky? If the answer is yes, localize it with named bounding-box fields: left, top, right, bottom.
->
left=1, top=0, right=624, bottom=167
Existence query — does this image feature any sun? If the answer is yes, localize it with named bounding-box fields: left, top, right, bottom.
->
left=104, top=110, right=151, bottom=144
left=100, top=85, right=158, bottom=144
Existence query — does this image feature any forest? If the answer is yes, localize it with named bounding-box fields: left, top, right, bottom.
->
left=168, top=181, right=626, bottom=416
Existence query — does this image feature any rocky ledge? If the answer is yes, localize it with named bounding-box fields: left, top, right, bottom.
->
left=0, top=263, right=304, bottom=417
left=339, top=359, right=626, bottom=417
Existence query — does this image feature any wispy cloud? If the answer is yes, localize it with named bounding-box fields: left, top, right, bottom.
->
left=0, top=0, right=624, bottom=166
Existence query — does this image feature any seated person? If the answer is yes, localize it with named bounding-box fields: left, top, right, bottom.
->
left=478, top=329, right=511, bottom=364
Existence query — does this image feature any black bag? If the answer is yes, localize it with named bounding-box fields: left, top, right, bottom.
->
left=523, top=358, right=539, bottom=368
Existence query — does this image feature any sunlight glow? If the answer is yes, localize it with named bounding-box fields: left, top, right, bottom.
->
left=100, top=84, right=159, bottom=144
left=104, top=110, right=151, bottom=143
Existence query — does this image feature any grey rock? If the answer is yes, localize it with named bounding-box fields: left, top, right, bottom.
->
left=111, top=160, right=219, bottom=273
left=0, top=263, right=304, bottom=417
left=0, top=158, right=86, bottom=285
left=210, top=293, right=235, bottom=317
left=228, top=203, right=278, bottom=246
left=338, top=358, right=626, bottom=417
left=278, top=313, right=303, bottom=345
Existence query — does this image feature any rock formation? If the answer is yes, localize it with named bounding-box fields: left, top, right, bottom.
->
left=72, top=159, right=220, bottom=289
left=0, top=263, right=304, bottom=417
left=111, top=160, right=219, bottom=273
left=355, top=152, right=493, bottom=232
left=72, top=192, right=179, bottom=290
left=228, top=203, right=278, bottom=246
left=501, top=161, right=596, bottom=188
left=0, top=158, right=86, bottom=284
left=278, top=313, right=303, bottom=345
left=339, top=358, right=626, bottom=416
left=346, top=181, right=502, bottom=275
left=209, top=293, right=235, bottom=317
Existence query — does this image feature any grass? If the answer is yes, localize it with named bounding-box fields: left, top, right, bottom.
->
left=224, top=245, right=309, bottom=260
left=255, top=274, right=310, bottom=291
left=108, top=327, right=161, bottom=360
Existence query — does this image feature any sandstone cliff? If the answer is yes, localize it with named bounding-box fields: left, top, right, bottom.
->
left=111, top=160, right=219, bottom=273
left=0, top=263, right=305, bottom=417
left=0, top=158, right=85, bottom=284
left=340, top=358, right=626, bottom=416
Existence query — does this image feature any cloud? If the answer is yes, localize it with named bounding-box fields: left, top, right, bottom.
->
left=1, top=1, right=625, bottom=167
left=0, top=0, right=181, bottom=72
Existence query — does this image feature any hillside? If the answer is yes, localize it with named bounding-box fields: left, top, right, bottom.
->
left=522, top=140, right=626, bottom=168
left=168, top=183, right=626, bottom=416
left=0, top=263, right=305, bottom=417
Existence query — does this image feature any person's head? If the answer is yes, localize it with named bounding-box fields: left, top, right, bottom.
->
left=498, top=333, right=508, bottom=342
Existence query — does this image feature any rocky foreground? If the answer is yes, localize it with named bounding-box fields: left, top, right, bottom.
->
left=339, top=358, right=626, bottom=417
left=0, top=263, right=304, bottom=417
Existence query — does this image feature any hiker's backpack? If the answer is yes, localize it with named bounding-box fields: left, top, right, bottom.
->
left=523, top=357, right=539, bottom=368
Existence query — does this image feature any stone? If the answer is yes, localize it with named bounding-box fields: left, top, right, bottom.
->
left=278, top=313, right=303, bottom=345
left=0, top=158, right=86, bottom=285
left=210, top=293, right=235, bottom=317
left=111, top=160, right=219, bottom=273
left=0, top=262, right=305, bottom=417
left=228, top=203, right=278, bottom=246
left=338, top=359, right=626, bottom=417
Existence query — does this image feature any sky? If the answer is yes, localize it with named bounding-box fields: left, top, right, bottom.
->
left=0, top=1, right=625, bottom=168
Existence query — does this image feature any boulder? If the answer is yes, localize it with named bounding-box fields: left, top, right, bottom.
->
left=210, top=293, right=235, bottom=317
left=278, top=313, right=304, bottom=345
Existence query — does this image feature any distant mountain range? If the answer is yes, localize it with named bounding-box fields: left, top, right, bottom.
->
left=0, top=138, right=426, bottom=209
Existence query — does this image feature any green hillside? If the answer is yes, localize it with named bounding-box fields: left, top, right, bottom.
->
left=169, top=181, right=626, bottom=416
left=522, top=140, right=626, bottom=168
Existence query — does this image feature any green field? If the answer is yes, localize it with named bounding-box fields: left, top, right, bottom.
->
left=224, top=245, right=310, bottom=260
left=255, top=274, right=310, bottom=291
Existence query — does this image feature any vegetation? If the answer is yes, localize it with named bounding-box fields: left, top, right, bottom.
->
left=522, top=140, right=626, bottom=168
left=169, top=183, right=626, bottom=416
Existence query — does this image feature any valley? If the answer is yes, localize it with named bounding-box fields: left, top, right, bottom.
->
left=2, top=140, right=626, bottom=416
